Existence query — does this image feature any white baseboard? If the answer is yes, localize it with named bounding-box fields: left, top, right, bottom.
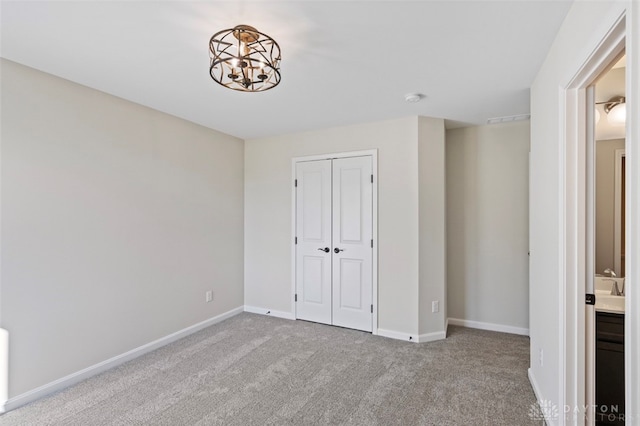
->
left=528, top=368, right=556, bottom=426
left=447, top=317, right=529, bottom=336
left=377, top=328, right=417, bottom=342
left=244, top=310, right=440, bottom=343
left=528, top=368, right=543, bottom=405
left=243, top=306, right=295, bottom=320
left=1, top=306, right=244, bottom=414
left=377, top=328, right=446, bottom=343
left=417, top=330, right=447, bottom=343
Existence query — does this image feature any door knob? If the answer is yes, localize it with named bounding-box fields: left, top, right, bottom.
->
left=317, top=247, right=330, bottom=253
left=334, top=247, right=344, bottom=253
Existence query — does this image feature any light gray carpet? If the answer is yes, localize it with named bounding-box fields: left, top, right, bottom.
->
left=0, top=313, right=542, bottom=425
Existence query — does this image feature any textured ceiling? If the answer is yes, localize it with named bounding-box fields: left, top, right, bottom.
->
left=0, top=1, right=573, bottom=139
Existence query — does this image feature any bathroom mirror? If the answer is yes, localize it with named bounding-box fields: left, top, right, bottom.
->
left=595, top=141, right=625, bottom=277
left=595, top=60, right=625, bottom=277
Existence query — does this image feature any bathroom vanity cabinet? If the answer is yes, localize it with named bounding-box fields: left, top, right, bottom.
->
left=596, top=312, right=625, bottom=425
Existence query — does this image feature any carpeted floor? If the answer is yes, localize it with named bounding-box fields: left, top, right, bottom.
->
left=0, top=313, right=542, bottom=425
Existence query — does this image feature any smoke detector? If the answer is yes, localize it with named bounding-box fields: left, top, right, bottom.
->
left=404, top=93, right=423, bottom=103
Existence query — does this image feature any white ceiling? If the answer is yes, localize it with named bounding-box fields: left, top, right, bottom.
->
left=0, top=1, right=573, bottom=140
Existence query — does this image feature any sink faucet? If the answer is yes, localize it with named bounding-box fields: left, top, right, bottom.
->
left=604, top=268, right=617, bottom=277
left=609, top=279, right=624, bottom=296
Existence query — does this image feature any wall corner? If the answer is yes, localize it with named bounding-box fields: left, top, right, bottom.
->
left=417, top=117, right=447, bottom=336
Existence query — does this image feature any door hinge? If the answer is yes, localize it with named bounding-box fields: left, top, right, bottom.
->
left=371, top=239, right=373, bottom=248
left=586, top=294, right=596, bottom=305
left=295, top=294, right=298, bottom=302
left=295, top=179, right=298, bottom=187
left=371, top=304, right=373, bottom=313
left=371, top=174, right=373, bottom=183
left=295, top=236, right=298, bottom=244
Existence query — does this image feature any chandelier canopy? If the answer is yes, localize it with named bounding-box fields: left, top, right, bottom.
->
left=209, top=25, right=281, bottom=92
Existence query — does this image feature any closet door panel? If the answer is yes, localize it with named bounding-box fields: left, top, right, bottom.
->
left=295, top=160, right=332, bottom=324
left=331, top=156, right=373, bottom=332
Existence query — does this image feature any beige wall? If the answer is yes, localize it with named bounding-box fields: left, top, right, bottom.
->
left=0, top=59, right=245, bottom=398
left=418, top=117, right=447, bottom=336
left=446, top=122, right=530, bottom=331
left=245, top=116, right=446, bottom=337
left=595, top=138, right=625, bottom=275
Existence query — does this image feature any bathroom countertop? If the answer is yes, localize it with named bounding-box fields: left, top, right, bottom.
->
left=595, top=293, right=625, bottom=314
left=595, top=306, right=625, bottom=314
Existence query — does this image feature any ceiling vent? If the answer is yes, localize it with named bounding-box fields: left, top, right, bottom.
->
left=487, top=114, right=530, bottom=125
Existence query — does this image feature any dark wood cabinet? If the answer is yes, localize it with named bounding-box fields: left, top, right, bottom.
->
left=596, top=312, right=625, bottom=425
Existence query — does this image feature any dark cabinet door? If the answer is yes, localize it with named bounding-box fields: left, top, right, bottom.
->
left=596, top=312, right=625, bottom=425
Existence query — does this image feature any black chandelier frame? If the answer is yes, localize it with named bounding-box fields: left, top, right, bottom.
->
left=209, top=25, right=281, bottom=92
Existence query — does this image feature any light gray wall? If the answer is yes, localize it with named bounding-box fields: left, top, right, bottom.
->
left=0, top=59, right=245, bottom=398
left=245, top=117, right=421, bottom=335
left=446, top=122, right=530, bottom=331
left=245, top=116, right=446, bottom=338
left=595, top=138, right=625, bottom=275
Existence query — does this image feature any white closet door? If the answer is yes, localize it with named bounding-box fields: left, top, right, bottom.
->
left=331, top=156, right=373, bottom=332
left=295, top=160, right=332, bottom=324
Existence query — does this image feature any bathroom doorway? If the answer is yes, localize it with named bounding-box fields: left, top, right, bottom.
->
left=558, top=12, right=637, bottom=423
left=591, top=54, right=627, bottom=425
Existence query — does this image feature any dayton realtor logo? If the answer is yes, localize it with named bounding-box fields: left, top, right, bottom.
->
left=529, top=401, right=625, bottom=422
left=529, top=400, right=559, bottom=422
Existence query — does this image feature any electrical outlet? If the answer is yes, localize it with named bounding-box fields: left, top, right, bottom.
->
left=205, top=291, right=213, bottom=303
left=539, top=348, right=544, bottom=366
left=432, top=300, right=439, bottom=313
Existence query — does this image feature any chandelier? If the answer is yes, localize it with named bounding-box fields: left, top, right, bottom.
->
left=209, top=25, right=281, bottom=92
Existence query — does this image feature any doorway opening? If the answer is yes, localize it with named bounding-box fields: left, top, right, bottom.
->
left=560, top=12, right=629, bottom=424
left=592, top=54, right=627, bottom=425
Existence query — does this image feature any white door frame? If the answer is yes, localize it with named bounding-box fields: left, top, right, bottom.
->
left=614, top=149, right=626, bottom=276
left=0, top=328, right=7, bottom=413
left=561, top=9, right=639, bottom=424
left=291, top=149, right=378, bottom=334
